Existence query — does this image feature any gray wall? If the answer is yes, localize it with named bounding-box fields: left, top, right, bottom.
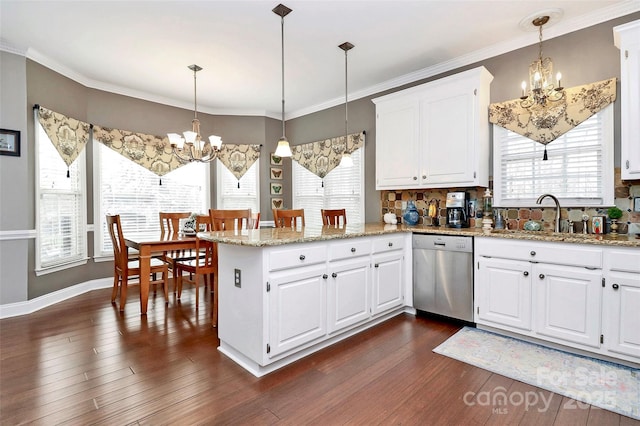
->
left=0, top=52, right=29, bottom=304
left=0, top=12, right=638, bottom=303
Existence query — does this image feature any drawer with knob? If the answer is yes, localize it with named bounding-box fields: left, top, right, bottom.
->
left=269, top=243, right=327, bottom=271
left=328, top=240, right=372, bottom=261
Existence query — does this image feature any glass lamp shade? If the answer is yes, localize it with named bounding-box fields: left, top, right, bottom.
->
left=274, top=137, right=292, bottom=157
left=183, top=130, right=198, bottom=144
left=209, top=135, right=223, bottom=150
left=167, top=133, right=185, bottom=149
left=339, top=153, right=353, bottom=167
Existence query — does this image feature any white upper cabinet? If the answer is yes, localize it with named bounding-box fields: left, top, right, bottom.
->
left=373, top=66, right=493, bottom=190
left=614, top=20, right=640, bottom=180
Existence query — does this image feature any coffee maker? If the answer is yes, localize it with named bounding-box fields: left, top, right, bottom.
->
left=446, top=191, right=470, bottom=228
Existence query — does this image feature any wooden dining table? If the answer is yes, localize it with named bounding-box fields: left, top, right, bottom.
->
left=124, top=232, right=198, bottom=314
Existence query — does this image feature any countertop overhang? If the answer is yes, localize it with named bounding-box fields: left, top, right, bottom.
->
left=199, top=223, right=640, bottom=248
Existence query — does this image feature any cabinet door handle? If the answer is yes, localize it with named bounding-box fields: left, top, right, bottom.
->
left=299, top=254, right=306, bottom=260
left=413, top=176, right=418, bottom=180
left=374, top=264, right=379, bottom=268
left=612, top=283, right=619, bottom=290
left=523, top=271, right=529, bottom=276
left=332, top=272, right=338, bottom=278
left=322, top=274, right=328, bottom=279
left=351, top=247, right=356, bottom=253
left=539, top=274, right=545, bottom=279
left=530, top=251, right=536, bottom=256
left=422, top=175, right=426, bottom=179
left=388, top=242, right=393, bottom=247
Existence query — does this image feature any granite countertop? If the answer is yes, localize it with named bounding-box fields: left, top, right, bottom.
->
left=198, top=223, right=405, bottom=247
left=409, top=225, right=640, bottom=247
left=198, top=223, right=640, bottom=248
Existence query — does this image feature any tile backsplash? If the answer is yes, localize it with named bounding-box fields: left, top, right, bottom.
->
left=380, top=168, right=640, bottom=234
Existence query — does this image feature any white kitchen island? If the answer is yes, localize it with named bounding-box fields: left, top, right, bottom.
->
left=199, top=224, right=413, bottom=377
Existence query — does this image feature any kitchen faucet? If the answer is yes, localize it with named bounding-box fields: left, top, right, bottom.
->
left=536, top=193, right=561, bottom=233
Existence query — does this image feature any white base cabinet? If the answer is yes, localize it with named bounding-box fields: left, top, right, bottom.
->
left=534, top=263, right=601, bottom=348
left=476, top=257, right=532, bottom=331
left=217, top=233, right=411, bottom=376
left=475, top=237, right=640, bottom=365
left=373, top=66, right=492, bottom=190
left=603, top=247, right=640, bottom=359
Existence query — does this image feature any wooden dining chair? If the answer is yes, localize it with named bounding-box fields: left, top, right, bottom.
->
left=209, top=209, right=253, bottom=231
left=174, top=236, right=217, bottom=313
left=159, top=211, right=192, bottom=286
left=106, top=214, right=169, bottom=311
left=206, top=208, right=254, bottom=326
left=273, top=208, right=305, bottom=228
left=159, top=212, right=191, bottom=234
left=321, top=209, right=347, bottom=226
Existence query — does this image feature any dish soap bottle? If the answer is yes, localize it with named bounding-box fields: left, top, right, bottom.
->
left=403, top=200, right=420, bottom=226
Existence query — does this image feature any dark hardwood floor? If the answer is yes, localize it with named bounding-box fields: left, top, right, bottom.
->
left=1, top=283, right=638, bottom=425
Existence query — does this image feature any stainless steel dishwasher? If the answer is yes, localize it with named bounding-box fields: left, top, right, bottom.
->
left=412, top=234, right=474, bottom=322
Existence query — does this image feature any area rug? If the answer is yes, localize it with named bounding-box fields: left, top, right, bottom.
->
left=433, top=327, right=640, bottom=420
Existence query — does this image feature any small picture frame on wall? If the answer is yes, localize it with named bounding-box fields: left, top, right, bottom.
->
left=0, top=129, right=20, bottom=157
left=271, top=198, right=283, bottom=210
left=270, top=167, right=283, bottom=180
left=270, top=182, right=283, bottom=195
left=592, top=216, right=605, bottom=234
left=270, top=153, right=283, bottom=166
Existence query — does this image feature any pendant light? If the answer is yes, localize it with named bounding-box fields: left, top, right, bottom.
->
left=339, top=42, right=354, bottom=168
left=273, top=4, right=293, bottom=158
left=168, top=64, right=223, bottom=163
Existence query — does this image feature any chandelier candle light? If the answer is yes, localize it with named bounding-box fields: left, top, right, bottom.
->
left=519, top=15, right=564, bottom=110
left=273, top=3, right=293, bottom=158
left=168, top=64, right=223, bottom=163
left=339, top=41, right=354, bottom=168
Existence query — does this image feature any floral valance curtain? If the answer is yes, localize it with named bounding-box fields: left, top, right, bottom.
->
left=489, top=78, right=616, bottom=158
left=36, top=105, right=91, bottom=174
left=217, top=144, right=261, bottom=180
left=291, top=131, right=365, bottom=178
left=93, top=125, right=183, bottom=176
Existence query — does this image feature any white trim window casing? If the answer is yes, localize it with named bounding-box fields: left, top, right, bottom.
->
left=493, top=105, right=614, bottom=208
left=93, top=140, right=210, bottom=259
left=216, top=160, right=260, bottom=212
left=35, top=120, right=88, bottom=274
left=292, top=147, right=365, bottom=228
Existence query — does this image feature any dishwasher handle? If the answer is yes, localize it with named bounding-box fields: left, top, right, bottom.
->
left=433, top=241, right=446, bottom=246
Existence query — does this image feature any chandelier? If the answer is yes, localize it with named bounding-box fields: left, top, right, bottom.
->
left=168, top=64, right=223, bottom=163
left=519, top=15, right=564, bottom=108
left=339, top=41, right=354, bottom=168
left=273, top=3, right=293, bottom=158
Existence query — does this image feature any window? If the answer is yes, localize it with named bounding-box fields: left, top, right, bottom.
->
left=216, top=160, right=260, bottom=212
left=94, top=141, right=209, bottom=258
left=35, top=122, right=87, bottom=273
left=292, top=148, right=364, bottom=228
left=493, top=105, right=613, bottom=207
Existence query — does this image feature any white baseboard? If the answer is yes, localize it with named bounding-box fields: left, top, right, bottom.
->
left=0, top=277, right=112, bottom=319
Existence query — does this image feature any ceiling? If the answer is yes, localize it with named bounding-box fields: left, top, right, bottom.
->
left=1, top=1, right=638, bottom=119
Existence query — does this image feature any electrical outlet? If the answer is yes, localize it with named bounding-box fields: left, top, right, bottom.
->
left=234, top=268, right=241, bottom=288
left=634, top=197, right=640, bottom=212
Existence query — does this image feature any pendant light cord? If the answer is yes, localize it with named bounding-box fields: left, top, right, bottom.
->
left=344, top=47, right=348, bottom=144
left=280, top=14, right=286, bottom=139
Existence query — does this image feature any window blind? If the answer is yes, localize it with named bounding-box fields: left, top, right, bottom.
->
left=494, top=106, right=613, bottom=207
left=96, top=142, right=208, bottom=257
left=36, top=122, right=87, bottom=270
left=216, top=160, right=259, bottom=211
left=293, top=148, right=364, bottom=228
